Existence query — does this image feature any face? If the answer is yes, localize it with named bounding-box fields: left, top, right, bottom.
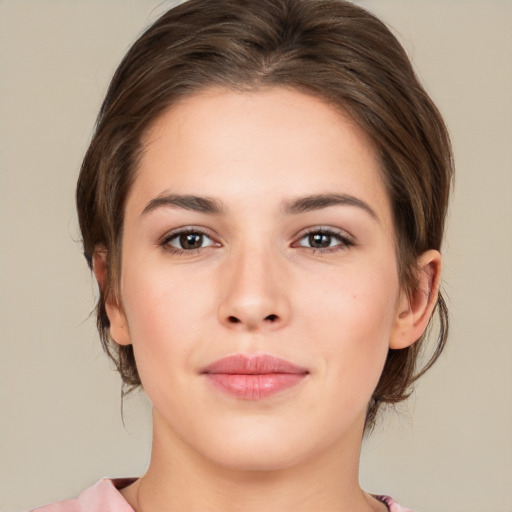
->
left=108, top=87, right=409, bottom=472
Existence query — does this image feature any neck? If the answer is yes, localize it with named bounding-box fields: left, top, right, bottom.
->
left=122, top=408, right=383, bottom=512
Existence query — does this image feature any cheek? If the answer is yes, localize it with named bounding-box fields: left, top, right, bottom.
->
left=120, top=263, right=217, bottom=386
left=296, top=259, right=399, bottom=396
left=300, top=257, right=398, bottom=339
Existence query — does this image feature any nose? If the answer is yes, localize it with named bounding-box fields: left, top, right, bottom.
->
left=217, top=245, right=291, bottom=332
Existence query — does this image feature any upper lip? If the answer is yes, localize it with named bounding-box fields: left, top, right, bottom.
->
left=201, top=354, right=309, bottom=375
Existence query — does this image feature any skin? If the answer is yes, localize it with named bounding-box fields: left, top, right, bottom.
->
left=94, top=87, right=441, bottom=512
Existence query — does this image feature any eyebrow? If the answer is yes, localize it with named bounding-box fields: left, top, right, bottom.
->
left=141, top=192, right=378, bottom=221
left=283, top=193, right=378, bottom=221
left=142, top=193, right=226, bottom=216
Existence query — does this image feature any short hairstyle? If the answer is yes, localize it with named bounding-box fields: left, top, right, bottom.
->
left=77, top=0, right=453, bottom=429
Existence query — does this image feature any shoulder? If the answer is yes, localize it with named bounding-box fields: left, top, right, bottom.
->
left=376, top=495, right=416, bottom=512
left=31, top=478, right=136, bottom=512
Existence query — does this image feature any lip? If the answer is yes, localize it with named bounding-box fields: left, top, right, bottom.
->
left=201, top=354, right=309, bottom=400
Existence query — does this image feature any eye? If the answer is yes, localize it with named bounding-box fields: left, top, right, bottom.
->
left=295, top=229, right=354, bottom=251
left=161, top=229, right=217, bottom=253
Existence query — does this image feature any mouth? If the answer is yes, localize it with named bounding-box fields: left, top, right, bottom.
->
left=201, top=354, right=309, bottom=400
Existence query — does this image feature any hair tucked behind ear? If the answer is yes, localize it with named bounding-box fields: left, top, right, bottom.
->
left=77, top=0, right=453, bottom=429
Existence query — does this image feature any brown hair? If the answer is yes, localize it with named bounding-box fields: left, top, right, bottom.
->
left=77, top=0, right=453, bottom=429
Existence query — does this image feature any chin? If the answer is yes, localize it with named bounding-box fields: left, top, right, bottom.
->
left=194, top=421, right=321, bottom=473
left=205, top=444, right=306, bottom=473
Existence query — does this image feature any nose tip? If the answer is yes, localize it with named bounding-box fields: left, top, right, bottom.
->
left=217, top=251, right=290, bottom=331
left=221, top=303, right=286, bottom=332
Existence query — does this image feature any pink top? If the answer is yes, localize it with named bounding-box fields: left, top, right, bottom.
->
left=31, top=478, right=414, bottom=512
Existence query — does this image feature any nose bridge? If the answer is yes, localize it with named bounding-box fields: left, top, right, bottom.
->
left=218, top=239, right=289, bottom=330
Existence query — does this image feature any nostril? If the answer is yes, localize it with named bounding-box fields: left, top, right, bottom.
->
left=225, top=314, right=279, bottom=325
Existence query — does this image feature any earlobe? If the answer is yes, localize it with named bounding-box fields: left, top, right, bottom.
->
left=92, top=248, right=131, bottom=346
left=390, top=250, right=442, bottom=350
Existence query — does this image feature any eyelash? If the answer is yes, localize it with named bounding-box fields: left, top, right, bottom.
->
left=293, top=228, right=355, bottom=253
left=159, top=227, right=355, bottom=256
left=160, top=228, right=219, bottom=256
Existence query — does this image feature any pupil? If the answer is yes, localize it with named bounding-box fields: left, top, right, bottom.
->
left=180, top=233, right=202, bottom=249
left=309, top=233, right=331, bottom=248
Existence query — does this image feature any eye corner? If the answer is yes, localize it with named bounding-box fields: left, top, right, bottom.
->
left=292, top=227, right=356, bottom=253
left=159, top=227, right=221, bottom=255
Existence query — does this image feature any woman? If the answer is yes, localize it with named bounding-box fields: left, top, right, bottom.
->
left=34, top=0, right=453, bottom=510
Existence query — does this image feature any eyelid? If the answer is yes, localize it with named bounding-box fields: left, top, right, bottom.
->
left=157, top=225, right=355, bottom=255
left=292, top=226, right=355, bottom=250
left=159, top=226, right=222, bottom=252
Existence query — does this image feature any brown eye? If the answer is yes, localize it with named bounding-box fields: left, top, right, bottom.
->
left=308, top=233, right=332, bottom=248
left=165, top=231, right=215, bottom=251
left=179, top=233, right=204, bottom=249
left=296, top=229, right=354, bottom=251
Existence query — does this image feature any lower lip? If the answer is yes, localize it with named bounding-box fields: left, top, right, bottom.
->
left=205, top=373, right=307, bottom=400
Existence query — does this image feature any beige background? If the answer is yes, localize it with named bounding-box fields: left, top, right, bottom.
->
left=1, top=1, right=511, bottom=511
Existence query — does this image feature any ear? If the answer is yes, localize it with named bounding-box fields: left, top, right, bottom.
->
left=390, top=249, right=442, bottom=350
left=92, top=248, right=131, bottom=346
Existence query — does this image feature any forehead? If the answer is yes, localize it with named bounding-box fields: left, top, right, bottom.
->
left=142, top=86, right=377, bottom=167
left=130, top=87, right=392, bottom=225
